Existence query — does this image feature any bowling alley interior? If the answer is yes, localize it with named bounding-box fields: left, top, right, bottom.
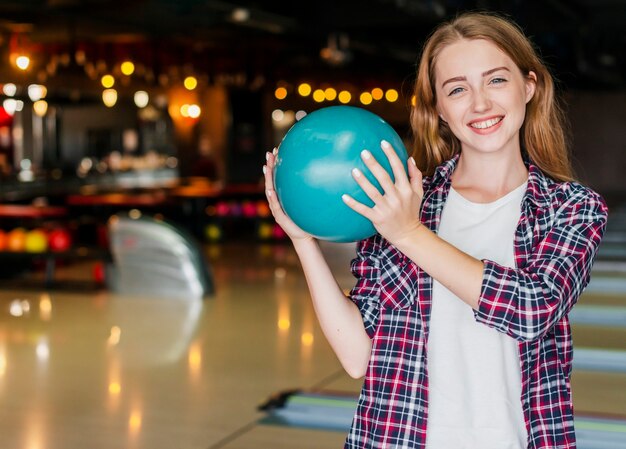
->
left=0, top=1, right=625, bottom=448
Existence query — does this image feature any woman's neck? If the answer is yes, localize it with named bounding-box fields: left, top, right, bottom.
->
left=450, top=151, right=528, bottom=203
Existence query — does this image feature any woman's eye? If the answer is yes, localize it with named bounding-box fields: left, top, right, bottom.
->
left=448, top=87, right=464, bottom=96
left=490, top=77, right=507, bottom=84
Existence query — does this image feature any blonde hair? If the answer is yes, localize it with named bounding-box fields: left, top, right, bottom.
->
left=410, top=11, right=574, bottom=181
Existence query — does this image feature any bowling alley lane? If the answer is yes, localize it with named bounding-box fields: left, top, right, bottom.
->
left=0, top=242, right=353, bottom=449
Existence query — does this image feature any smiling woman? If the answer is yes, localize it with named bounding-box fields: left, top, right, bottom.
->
left=262, top=10, right=609, bottom=449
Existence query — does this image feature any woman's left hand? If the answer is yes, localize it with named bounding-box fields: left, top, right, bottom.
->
left=342, top=140, right=424, bottom=246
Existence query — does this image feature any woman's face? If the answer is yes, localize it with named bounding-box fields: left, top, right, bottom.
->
left=434, top=38, right=536, bottom=158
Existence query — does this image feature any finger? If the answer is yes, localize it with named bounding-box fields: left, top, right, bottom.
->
left=360, top=149, right=395, bottom=192
left=341, top=194, right=375, bottom=221
left=263, top=149, right=277, bottom=192
left=352, top=167, right=384, bottom=202
left=407, top=157, right=423, bottom=195
left=380, top=140, right=409, bottom=186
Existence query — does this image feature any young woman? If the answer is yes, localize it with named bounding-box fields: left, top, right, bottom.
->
left=263, top=11, right=608, bottom=449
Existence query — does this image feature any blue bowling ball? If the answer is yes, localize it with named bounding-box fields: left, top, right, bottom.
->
left=273, top=105, right=408, bottom=243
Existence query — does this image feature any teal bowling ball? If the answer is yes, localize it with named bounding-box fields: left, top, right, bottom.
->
left=273, top=105, right=408, bottom=243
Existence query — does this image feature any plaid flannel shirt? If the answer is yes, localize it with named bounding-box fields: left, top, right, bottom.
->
left=347, top=155, right=608, bottom=449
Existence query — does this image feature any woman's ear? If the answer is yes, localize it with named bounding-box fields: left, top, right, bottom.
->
left=525, top=71, right=537, bottom=103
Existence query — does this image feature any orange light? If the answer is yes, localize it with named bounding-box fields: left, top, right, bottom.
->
left=371, top=87, right=383, bottom=100
left=274, top=87, right=287, bottom=100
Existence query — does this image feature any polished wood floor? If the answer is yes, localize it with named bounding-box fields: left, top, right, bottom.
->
left=0, top=241, right=624, bottom=449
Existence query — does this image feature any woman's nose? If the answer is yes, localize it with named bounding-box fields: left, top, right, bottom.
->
left=472, top=88, right=492, bottom=112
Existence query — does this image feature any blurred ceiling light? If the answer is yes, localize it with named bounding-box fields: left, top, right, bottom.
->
left=187, top=104, right=201, bottom=119
left=338, top=90, right=351, bottom=104
left=102, top=89, right=118, bottom=107
left=297, top=83, right=311, bottom=97
left=2, top=99, right=17, bottom=116
left=15, top=55, right=30, bottom=70
left=101, top=74, right=115, bottom=88
left=121, top=61, right=135, bottom=76
left=371, top=87, right=383, bottom=100
left=33, top=100, right=48, bottom=116
left=271, top=109, right=284, bottom=121
left=324, top=87, right=337, bottom=101
left=359, top=92, right=373, bottom=105
left=231, top=7, right=250, bottom=22
left=134, top=91, right=149, bottom=108
left=274, top=87, right=287, bottom=100
left=312, top=89, right=325, bottom=103
left=184, top=76, right=197, bottom=90
left=27, top=84, right=47, bottom=101
left=385, top=89, right=399, bottom=102
left=3, top=83, right=17, bottom=97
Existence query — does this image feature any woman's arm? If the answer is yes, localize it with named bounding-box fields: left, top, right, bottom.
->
left=343, top=142, right=609, bottom=342
left=264, top=151, right=371, bottom=378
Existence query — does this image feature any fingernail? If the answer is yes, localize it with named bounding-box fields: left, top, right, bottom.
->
left=361, top=150, right=371, bottom=159
left=381, top=140, right=390, bottom=149
left=352, top=168, right=361, bottom=178
left=341, top=194, right=350, bottom=202
left=409, top=156, right=416, bottom=166
left=266, top=152, right=270, bottom=161
left=266, top=189, right=273, bottom=197
left=263, top=165, right=267, bottom=174
left=273, top=147, right=278, bottom=155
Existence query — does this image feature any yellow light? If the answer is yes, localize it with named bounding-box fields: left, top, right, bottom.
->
left=39, top=293, right=52, bottom=321
left=338, top=90, right=351, bottom=104
left=274, top=86, right=287, bottom=100
left=108, top=382, right=121, bottom=395
left=371, top=87, right=384, bottom=100
left=101, top=74, right=115, bottom=88
left=0, top=353, right=6, bottom=377
left=129, top=411, right=142, bottom=432
left=324, top=87, right=337, bottom=101
left=33, top=100, right=48, bottom=117
left=312, top=89, right=325, bottom=103
left=301, top=332, right=314, bottom=346
left=102, top=89, right=118, bottom=107
left=278, top=318, right=290, bottom=330
left=16, top=55, right=30, bottom=70
left=180, top=104, right=190, bottom=117
left=360, top=92, right=373, bottom=105
left=184, top=76, right=198, bottom=90
left=411, top=94, right=416, bottom=106
left=385, top=89, right=399, bottom=102
left=297, top=83, right=311, bottom=96
left=120, top=61, right=135, bottom=76
left=188, top=104, right=201, bottom=118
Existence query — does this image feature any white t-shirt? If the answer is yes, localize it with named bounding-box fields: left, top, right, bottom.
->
left=425, top=182, right=529, bottom=449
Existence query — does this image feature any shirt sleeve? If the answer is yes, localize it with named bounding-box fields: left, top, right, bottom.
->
left=474, top=187, right=609, bottom=342
left=349, top=233, right=383, bottom=338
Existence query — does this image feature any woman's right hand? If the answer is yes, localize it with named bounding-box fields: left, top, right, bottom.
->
left=263, top=148, right=314, bottom=242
